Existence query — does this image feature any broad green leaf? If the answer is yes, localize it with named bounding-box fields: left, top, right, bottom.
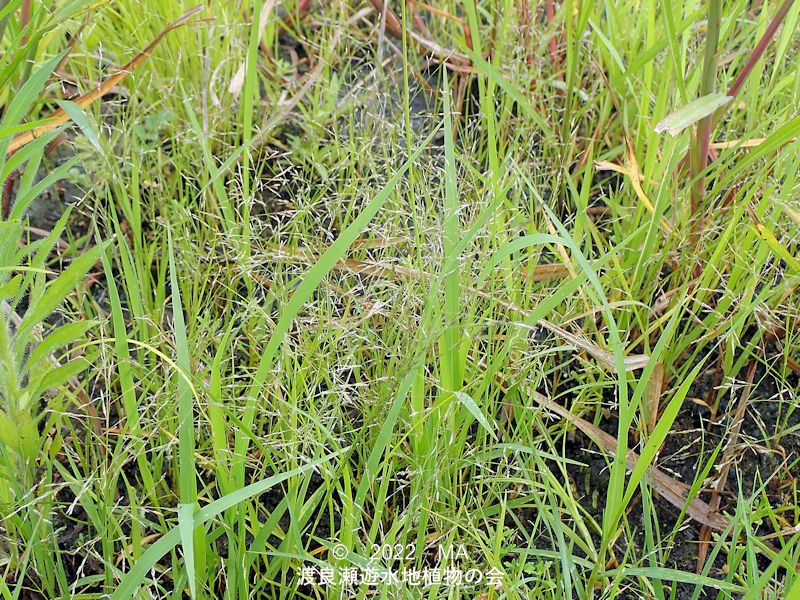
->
left=48, top=0, right=94, bottom=25
left=13, top=209, right=71, bottom=321
left=207, top=319, right=236, bottom=491
left=55, top=100, right=102, bottom=153
left=168, top=229, right=199, bottom=598
left=785, top=572, right=800, bottom=599
left=0, top=266, right=52, bottom=275
left=0, top=275, right=21, bottom=300
left=603, top=567, right=745, bottom=593
left=0, top=117, right=56, bottom=140
left=23, top=320, right=96, bottom=378
left=16, top=244, right=105, bottom=345
left=18, top=409, right=39, bottom=463
left=0, top=125, right=59, bottom=184
left=28, top=357, right=90, bottom=408
left=441, top=75, right=462, bottom=399
left=0, top=409, right=21, bottom=453
left=655, top=92, right=732, bottom=136
left=177, top=503, right=197, bottom=599
left=9, top=156, right=77, bottom=221
left=0, top=222, right=22, bottom=275
left=456, top=391, right=497, bottom=441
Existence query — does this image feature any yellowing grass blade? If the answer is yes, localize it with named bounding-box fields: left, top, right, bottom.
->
left=7, top=5, right=203, bottom=155
left=594, top=160, right=661, bottom=186
left=709, top=136, right=792, bottom=149
left=748, top=205, right=800, bottom=273
left=624, top=142, right=674, bottom=234
left=783, top=205, right=800, bottom=226
left=592, top=63, right=672, bottom=234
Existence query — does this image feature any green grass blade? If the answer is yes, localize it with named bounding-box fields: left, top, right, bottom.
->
left=456, top=391, right=497, bottom=441
left=54, top=100, right=102, bottom=152
left=167, top=230, right=198, bottom=598
left=441, top=79, right=462, bottom=400
left=108, top=449, right=347, bottom=600
left=622, top=359, right=705, bottom=509
left=655, top=92, right=732, bottom=136
left=233, top=125, right=441, bottom=483
left=16, top=244, right=105, bottom=345
left=0, top=49, right=66, bottom=156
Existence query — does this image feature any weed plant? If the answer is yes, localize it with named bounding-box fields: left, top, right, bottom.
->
left=1, top=1, right=800, bottom=599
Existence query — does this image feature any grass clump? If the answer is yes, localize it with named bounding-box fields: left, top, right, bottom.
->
left=2, top=1, right=800, bottom=599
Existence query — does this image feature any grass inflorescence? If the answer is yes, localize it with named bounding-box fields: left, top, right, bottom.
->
left=1, top=1, right=800, bottom=599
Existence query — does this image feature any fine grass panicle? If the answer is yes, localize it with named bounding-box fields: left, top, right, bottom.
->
left=1, top=1, right=800, bottom=599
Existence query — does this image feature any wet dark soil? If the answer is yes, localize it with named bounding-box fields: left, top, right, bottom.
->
left=520, top=352, right=800, bottom=600
left=12, top=141, right=92, bottom=234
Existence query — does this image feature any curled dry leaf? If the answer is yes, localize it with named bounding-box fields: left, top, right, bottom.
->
left=227, top=66, right=246, bottom=97
left=594, top=160, right=660, bottom=187
left=229, top=0, right=277, bottom=97
left=622, top=142, right=674, bottom=234
left=592, top=64, right=673, bottom=234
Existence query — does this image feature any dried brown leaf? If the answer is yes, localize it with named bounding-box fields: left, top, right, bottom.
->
left=646, top=362, right=664, bottom=434
left=229, top=0, right=277, bottom=97
left=524, top=385, right=729, bottom=531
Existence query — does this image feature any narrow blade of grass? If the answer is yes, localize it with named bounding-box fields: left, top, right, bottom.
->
left=167, top=230, right=200, bottom=598
left=108, top=449, right=347, bottom=600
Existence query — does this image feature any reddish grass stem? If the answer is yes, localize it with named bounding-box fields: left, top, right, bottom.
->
left=690, top=0, right=795, bottom=223
left=727, top=0, right=795, bottom=99
left=20, top=0, right=31, bottom=45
